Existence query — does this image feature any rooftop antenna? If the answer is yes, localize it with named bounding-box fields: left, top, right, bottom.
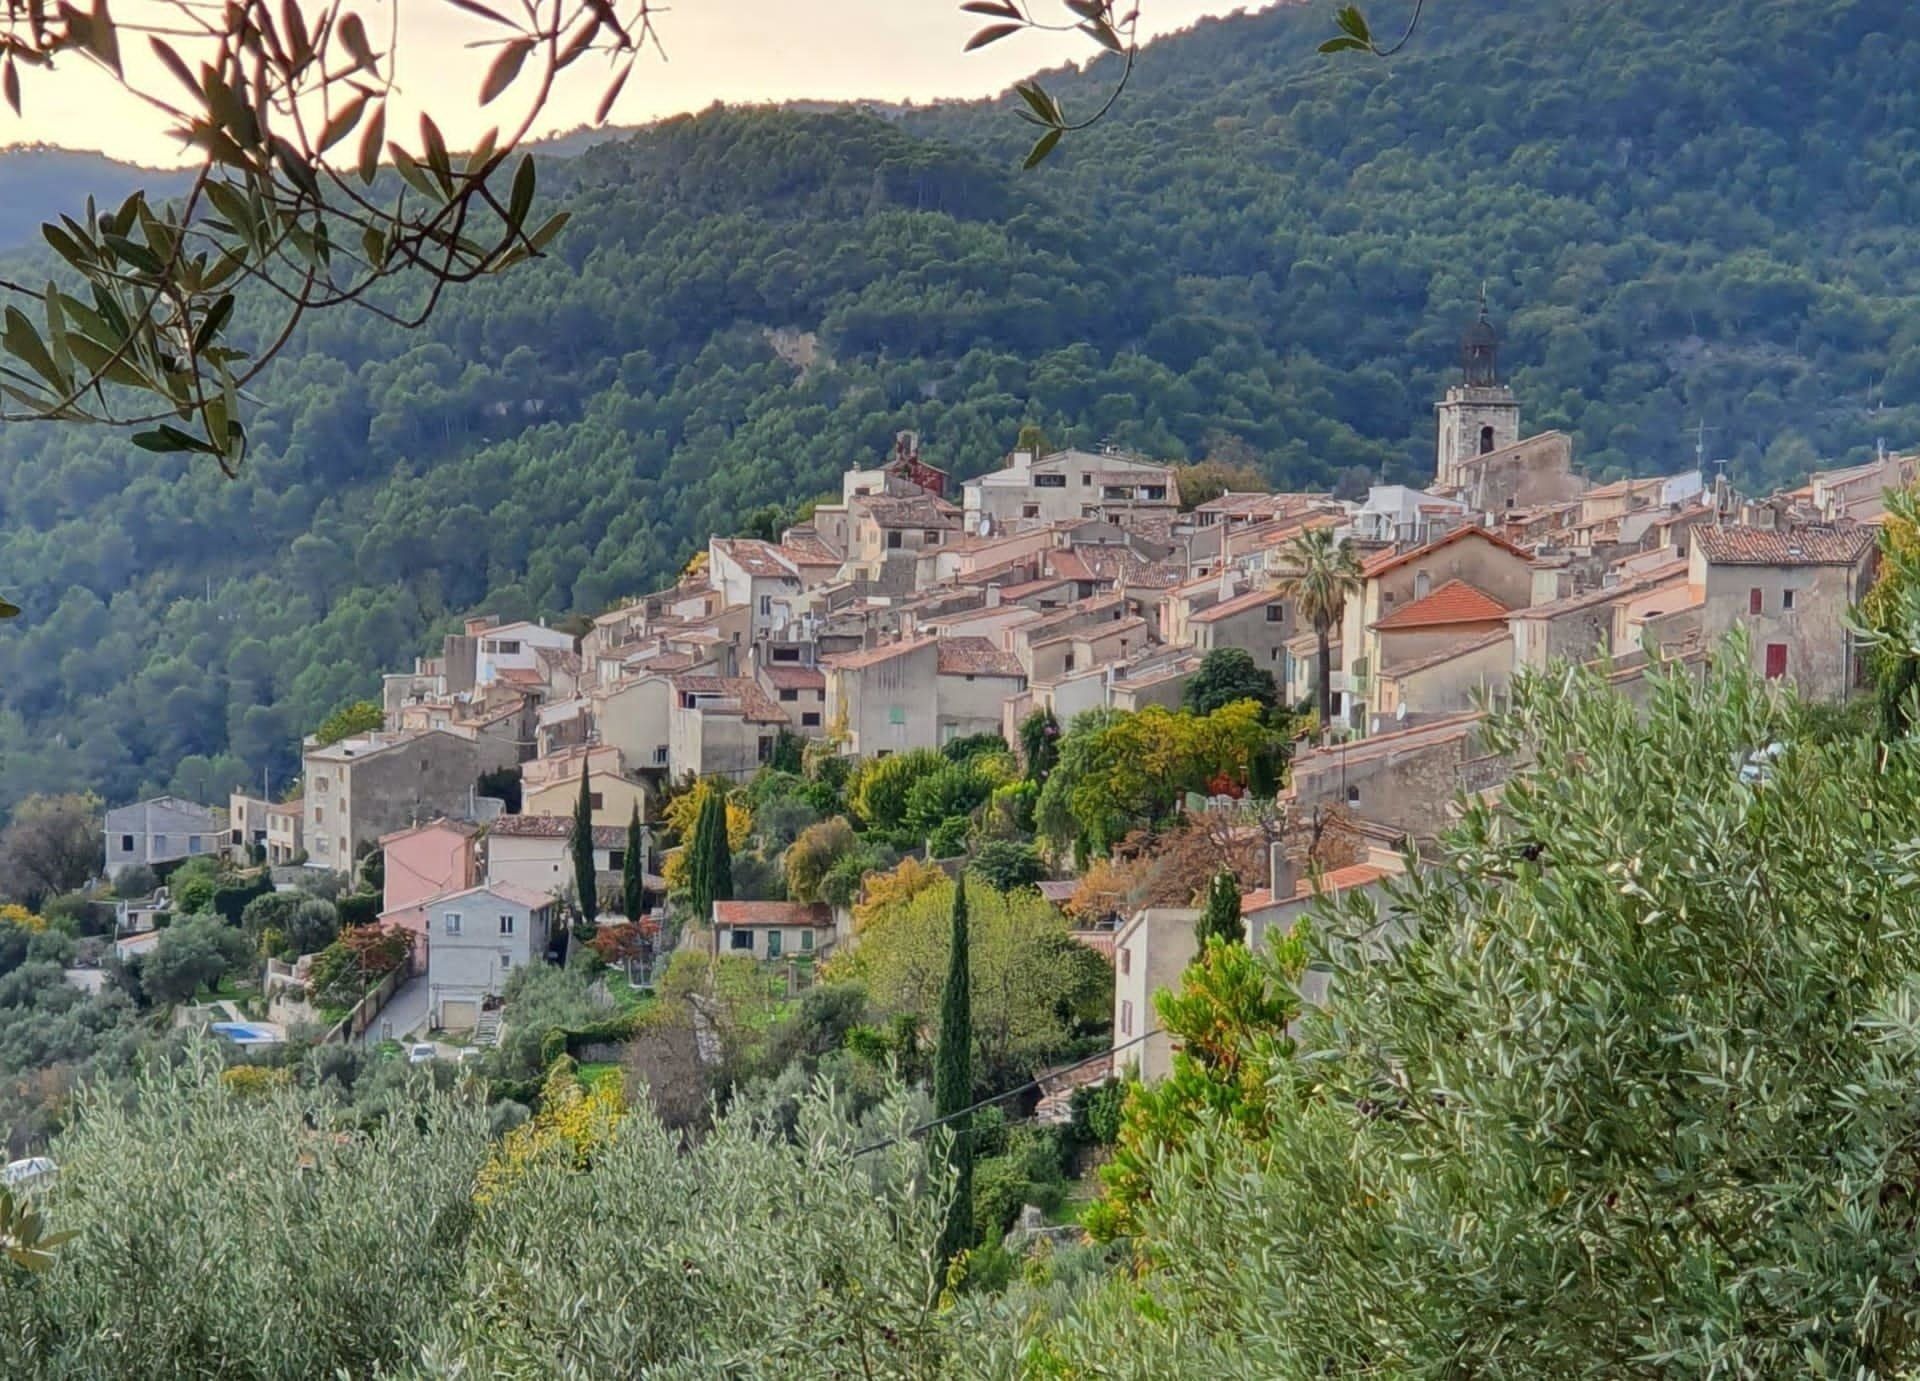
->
left=1687, top=420, right=1720, bottom=473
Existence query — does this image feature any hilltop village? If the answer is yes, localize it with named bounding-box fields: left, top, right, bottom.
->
left=99, top=307, right=1899, bottom=1067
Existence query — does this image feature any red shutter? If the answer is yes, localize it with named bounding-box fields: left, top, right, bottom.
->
left=1749, top=587, right=1764, bottom=615
left=1764, top=643, right=1788, bottom=679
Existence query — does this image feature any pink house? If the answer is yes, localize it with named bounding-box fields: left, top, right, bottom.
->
left=379, top=819, right=482, bottom=962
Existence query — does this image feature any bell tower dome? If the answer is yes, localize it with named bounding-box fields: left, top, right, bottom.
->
left=1435, top=289, right=1521, bottom=490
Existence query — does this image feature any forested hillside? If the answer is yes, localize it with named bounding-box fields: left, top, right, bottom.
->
left=2, top=0, right=1919, bottom=814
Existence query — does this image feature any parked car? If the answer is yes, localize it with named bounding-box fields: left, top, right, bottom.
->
left=406, top=1043, right=437, bottom=1065
left=3, top=1156, right=57, bottom=1191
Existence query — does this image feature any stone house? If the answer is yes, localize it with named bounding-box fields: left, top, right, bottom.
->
left=712, top=900, right=835, bottom=961
left=104, top=797, right=225, bottom=880
left=1366, top=579, right=1513, bottom=678
left=1111, top=907, right=1200, bottom=1084
left=1691, top=524, right=1878, bottom=700
left=483, top=814, right=641, bottom=914
left=755, top=662, right=828, bottom=736
left=226, top=791, right=273, bottom=864
left=963, top=448, right=1175, bottom=533
left=667, top=675, right=789, bottom=780
left=1289, top=713, right=1509, bottom=844
left=934, top=637, right=1028, bottom=743
left=591, top=672, right=677, bottom=773
left=1341, top=527, right=1534, bottom=728
left=301, top=728, right=515, bottom=871
left=265, top=799, right=303, bottom=864
left=472, top=620, right=577, bottom=691
left=424, top=882, right=555, bottom=1031
left=824, top=638, right=940, bottom=756
left=1184, top=582, right=1297, bottom=675
left=709, top=537, right=807, bottom=639
left=1371, top=632, right=1514, bottom=725
left=522, top=768, right=650, bottom=830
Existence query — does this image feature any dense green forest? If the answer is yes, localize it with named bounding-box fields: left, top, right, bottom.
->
left=1, top=0, right=1918, bottom=813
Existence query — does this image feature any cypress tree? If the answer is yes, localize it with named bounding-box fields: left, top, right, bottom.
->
left=1196, top=868, right=1245, bottom=947
left=686, top=786, right=735, bottom=928
left=623, top=801, right=645, bottom=924
left=709, top=789, right=734, bottom=908
left=572, top=761, right=598, bottom=925
left=934, top=874, right=974, bottom=1263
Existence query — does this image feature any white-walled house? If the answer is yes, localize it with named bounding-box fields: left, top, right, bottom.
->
left=104, top=797, right=225, bottom=879
left=474, top=621, right=577, bottom=689
left=424, top=882, right=555, bottom=1031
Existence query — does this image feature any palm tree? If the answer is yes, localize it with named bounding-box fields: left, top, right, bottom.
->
left=1277, top=526, right=1364, bottom=739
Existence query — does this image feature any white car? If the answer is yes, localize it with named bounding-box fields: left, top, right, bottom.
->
left=406, top=1043, right=437, bottom=1065
left=3, top=1156, right=56, bottom=1190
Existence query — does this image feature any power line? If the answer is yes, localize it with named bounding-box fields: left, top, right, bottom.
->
left=847, top=1028, right=1159, bottom=1159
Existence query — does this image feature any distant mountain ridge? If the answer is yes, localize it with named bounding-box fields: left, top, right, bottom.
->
left=0, top=146, right=194, bottom=249
left=0, top=0, right=1917, bottom=816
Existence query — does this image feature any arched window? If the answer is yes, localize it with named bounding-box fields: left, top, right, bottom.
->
left=1415, top=571, right=1431, bottom=600
left=1479, top=424, right=1496, bottom=454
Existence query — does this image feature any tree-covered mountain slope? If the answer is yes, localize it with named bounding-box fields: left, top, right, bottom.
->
left=0, top=0, right=1917, bottom=813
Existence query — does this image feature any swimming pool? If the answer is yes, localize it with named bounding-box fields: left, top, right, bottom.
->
left=208, top=1021, right=281, bottom=1045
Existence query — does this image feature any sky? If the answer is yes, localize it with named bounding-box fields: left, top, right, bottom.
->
left=0, top=0, right=1256, bottom=166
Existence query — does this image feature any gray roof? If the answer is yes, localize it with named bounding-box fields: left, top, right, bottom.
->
left=104, top=797, right=222, bottom=832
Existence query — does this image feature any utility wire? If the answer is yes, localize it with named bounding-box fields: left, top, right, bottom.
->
left=848, top=1028, right=1159, bottom=1159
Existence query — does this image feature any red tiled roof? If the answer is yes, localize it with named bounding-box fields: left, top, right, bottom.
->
left=1362, top=525, right=1534, bottom=578
left=1371, top=579, right=1510, bottom=631
left=713, top=901, right=832, bottom=928
left=937, top=636, right=1025, bottom=678
left=712, top=538, right=800, bottom=580
left=759, top=663, right=826, bottom=691
left=1693, top=524, right=1876, bottom=567
left=671, top=675, right=788, bottom=723
left=1047, top=551, right=1095, bottom=582
left=1241, top=862, right=1394, bottom=908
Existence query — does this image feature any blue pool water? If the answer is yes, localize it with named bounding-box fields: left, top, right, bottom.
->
left=209, top=1021, right=279, bottom=1044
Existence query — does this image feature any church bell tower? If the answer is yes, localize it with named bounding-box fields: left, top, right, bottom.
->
left=1435, top=291, right=1521, bottom=489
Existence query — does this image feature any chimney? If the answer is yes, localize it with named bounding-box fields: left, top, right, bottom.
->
left=1269, top=842, right=1297, bottom=901
left=1218, top=564, right=1237, bottom=601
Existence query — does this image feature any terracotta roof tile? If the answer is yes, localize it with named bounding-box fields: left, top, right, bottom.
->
left=937, top=637, right=1025, bottom=678
left=759, top=663, right=826, bottom=691
left=823, top=637, right=935, bottom=671
left=1693, top=524, right=1876, bottom=566
left=712, top=538, right=800, bottom=580
left=1371, top=579, right=1511, bottom=631
left=713, top=901, right=832, bottom=927
left=489, top=815, right=629, bottom=847
left=1191, top=584, right=1286, bottom=623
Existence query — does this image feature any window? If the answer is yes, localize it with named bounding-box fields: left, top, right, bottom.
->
left=1265, top=604, right=1285, bottom=622
left=1143, top=486, right=1166, bottom=501
left=1120, top=999, right=1134, bottom=1036
left=154, top=834, right=168, bottom=855
left=1749, top=587, right=1764, bottom=615
left=313, top=836, right=329, bottom=855
left=231, top=830, right=242, bottom=845
left=759, top=595, right=771, bottom=616
left=317, top=777, right=329, bottom=792
left=1415, top=571, right=1431, bottom=600
left=767, top=929, right=783, bottom=959
left=772, top=647, right=800, bottom=662
left=499, top=914, right=515, bottom=936
left=802, top=712, right=822, bottom=727
left=315, top=806, right=324, bottom=824
left=800, top=929, right=814, bottom=952
left=779, top=688, right=798, bottom=702
left=1080, top=473, right=1092, bottom=486
left=1034, top=473, right=1066, bottom=489
left=1479, top=424, right=1495, bottom=455
left=1118, top=946, right=1130, bottom=976
left=189, top=837, right=202, bottom=854
left=609, top=850, right=625, bottom=871
left=729, top=929, right=754, bottom=951
left=496, top=639, right=521, bottom=655
left=886, top=530, right=902, bottom=549
left=1022, top=504, right=1040, bottom=519
left=120, top=834, right=133, bottom=852
left=444, top=913, right=463, bottom=936
left=888, top=705, right=906, bottom=726
left=654, top=745, right=669, bottom=765
left=923, top=530, right=941, bottom=545
left=1765, top=643, right=1788, bottom=680
left=1346, top=786, right=1361, bottom=805
left=1783, top=588, right=1796, bottom=611
left=1064, top=654, right=1076, bottom=672
left=758, top=736, right=775, bottom=762
left=589, top=792, right=604, bottom=810
left=500, top=953, right=512, bottom=970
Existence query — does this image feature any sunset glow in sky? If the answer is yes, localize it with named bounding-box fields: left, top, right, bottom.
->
left=0, top=1, right=1254, bottom=165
